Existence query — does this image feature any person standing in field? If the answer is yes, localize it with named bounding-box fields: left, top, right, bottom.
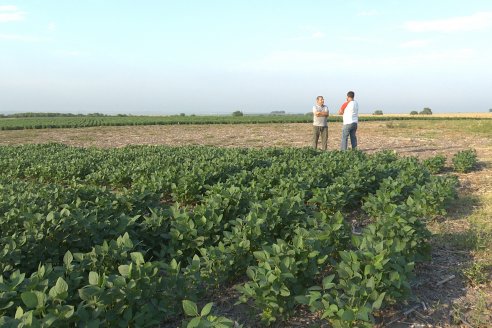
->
left=312, top=96, right=329, bottom=150
left=339, top=91, right=359, bottom=150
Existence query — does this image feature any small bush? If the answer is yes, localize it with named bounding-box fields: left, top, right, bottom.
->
left=232, top=110, right=244, bottom=117
left=373, top=110, right=383, bottom=115
left=423, top=155, right=447, bottom=174
left=452, top=149, right=478, bottom=173
left=410, top=111, right=419, bottom=115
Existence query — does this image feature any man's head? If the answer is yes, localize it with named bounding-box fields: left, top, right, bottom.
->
left=316, top=96, right=324, bottom=105
left=347, top=91, right=355, bottom=100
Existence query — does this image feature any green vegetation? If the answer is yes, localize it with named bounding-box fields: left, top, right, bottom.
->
left=1, top=114, right=491, bottom=131
left=181, top=300, right=238, bottom=327
left=232, top=110, right=243, bottom=117
left=0, top=144, right=460, bottom=326
left=423, top=154, right=447, bottom=174
left=452, top=149, right=478, bottom=173
left=410, top=111, right=419, bottom=115
left=373, top=110, right=383, bottom=115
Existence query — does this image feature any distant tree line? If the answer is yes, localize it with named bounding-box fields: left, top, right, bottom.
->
left=410, top=107, right=433, bottom=115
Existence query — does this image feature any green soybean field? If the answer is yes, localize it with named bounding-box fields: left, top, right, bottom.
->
left=0, top=144, right=460, bottom=327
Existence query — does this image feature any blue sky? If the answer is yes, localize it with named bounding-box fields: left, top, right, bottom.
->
left=1, top=1, right=491, bottom=115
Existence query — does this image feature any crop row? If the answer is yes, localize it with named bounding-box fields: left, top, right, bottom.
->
left=0, top=145, right=458, bottom=326
left=1, top=115, right=490, bottom=130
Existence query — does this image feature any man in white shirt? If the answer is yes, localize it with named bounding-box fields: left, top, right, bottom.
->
left=312, top=96, right=329, bottom=150
left=338, top=91, right=359, bottom=150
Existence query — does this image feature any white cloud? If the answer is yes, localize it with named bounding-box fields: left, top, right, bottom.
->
left=405, top=12, right=492, bottom=32
left=412, top=48, right=474, bottom=61
left=0, top=5, right=25, bottom=22
left=0, top=5, right=17, bottom=10
left=234, top=51, right=351, bottom=72
left=232, top=48, right=476, bottom=73
left=0, top=33, right=45, bottom=42
left=311, top=31, right=325, bottom=39
left=400, top=39, right=431, bottom=48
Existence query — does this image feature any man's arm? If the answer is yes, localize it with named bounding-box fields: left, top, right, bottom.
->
left=313, top=107, right=327, bottom=117
left=338, top=101, right=349, bottom=115
left=316, top=106, right=329, bottom=117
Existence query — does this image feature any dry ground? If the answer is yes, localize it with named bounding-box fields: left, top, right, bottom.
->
left=1, top=119, right=491, bottom=327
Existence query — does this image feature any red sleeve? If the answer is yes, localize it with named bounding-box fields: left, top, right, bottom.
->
left=339, top=101, right=348, bottom=114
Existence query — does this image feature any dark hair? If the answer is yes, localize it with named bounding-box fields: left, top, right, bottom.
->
left=347, top=91, right=355, bottom=98
left=316, top=96, right=324, bottom=101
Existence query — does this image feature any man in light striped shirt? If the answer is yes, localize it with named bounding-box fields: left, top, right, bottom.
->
left=312, top=96, right=329, bottom=150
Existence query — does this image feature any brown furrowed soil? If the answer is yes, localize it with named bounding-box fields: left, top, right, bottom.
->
left=1, top=119, right=491, bottom=327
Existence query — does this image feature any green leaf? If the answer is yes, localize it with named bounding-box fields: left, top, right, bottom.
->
left=390, top=271, right=400, bottom=282
left=200, top=302, right=213, bottom=317
left=60, top=208, right=71, bottom=217
left=322, top=274, right=335, bottom=290
left=49, top=277, right=69, bottom=300
left=182, top=300, right=199, bottom=317
left=10, top=270, right=25, bottom=288
left=63, top=251, right=73, bottom=267
left=341, top=308, right=355, bottom=321
left=253, top=251, right=267, bottom=262
left=78, top=286, right=101, bottom=301
left=372, top=292, right=386, bottom=310
left=187, top=316, right=201, bottom=328
left=21, top=292, right=38, bottom=308
left=46, top=211, right=55, bottom=222
left=294, top=295, right=309, bottom=305
left=246, top=267, right=256, bottom=280
left=43, top=313, right=58, bottom=326
left=356, top=306, right=370, bottom=322
left=279, top=285, right=290, bottom=296
left=308, top=250, right=319, bottom=258
left=89, top=271, right=99, bottom=286
left=364, top=264, right=373, bottom=276
left=0, top=301, right=14, bottom=310
left=366, top=276, right=375, bottom=289
left=59, top=305, right=75, bottom=319
left=130, top=252, right=145, bottom=265
left=15, top=306, right=24, bottom=319
left=118, top=264, right=131, bottom=277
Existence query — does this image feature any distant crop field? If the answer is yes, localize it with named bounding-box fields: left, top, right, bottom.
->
left=0, top=113, right=490, bottom=130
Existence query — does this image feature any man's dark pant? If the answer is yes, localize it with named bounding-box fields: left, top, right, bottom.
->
left=313, top=126, right=328, bottom=150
